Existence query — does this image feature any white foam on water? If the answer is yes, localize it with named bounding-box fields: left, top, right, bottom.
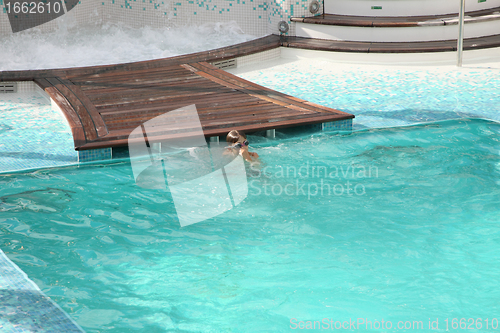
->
left=0, top=21, right=257, bottom=70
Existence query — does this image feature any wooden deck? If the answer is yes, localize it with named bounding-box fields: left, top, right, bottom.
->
left=0, top=35, right=353, bottom=151
left=280, top=34, right=500, bottom=53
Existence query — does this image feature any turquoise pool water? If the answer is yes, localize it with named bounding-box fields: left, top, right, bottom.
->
left=0, top=91, right=77, bottom=173
left=1, top=118, right=499, bottom=331
left=232, top=60, right=500, bottom=129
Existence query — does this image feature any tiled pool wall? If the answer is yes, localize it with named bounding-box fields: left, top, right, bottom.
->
left=231, top=47, right=281, bottom=67
left=0, top=0, right=322, bottom=36
left=322, top=118, right=352, bottom=131
left=11, top=81, right=48, bottom=99
left=78, top=147, right=112, bottom=162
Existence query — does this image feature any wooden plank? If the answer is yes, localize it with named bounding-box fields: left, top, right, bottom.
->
left=92, top=88, right=234, bottom=109
left=180, top=64, right=199, bottom=72
left=34, top=78, right=86, bottom=148
left=98, top=92, right=257, bottom=115
left=0, top=69, right=57, bottom=81
left=102, top=103, right=318, bottom=132
left=76, top=69, right=196, bottom=86
left=281, top=36, right=372, bottom=53
left=78, top=75, right=202, bottom=93
left=84, top=78, right=223, bottom=103
left=101, top=102, right=310, bottom=134
left=101, top=100, right=273, bottom=121
left=100, top=94, right=262, bottom=115
left=96, top=94, right=248, bottom=114
left=193, top=62, right=301, bottom=99
left=60, top=78, right=108, bottom=137
left=191, top=62, right=351, bottom=116
left=202, top=113, right=350, bottom=132
left=278, top=35, right=499, bottom=53
left=100, top=105, right=287, bottom=128
left=187, top=69, right=242, bottom=90
left=102, top=104, right=292, bottom=129
left=46, top=77, right=98, bottom=142
left=72, top=70, right=194, bottom=87
left=69, top=65, right=189, bottom=82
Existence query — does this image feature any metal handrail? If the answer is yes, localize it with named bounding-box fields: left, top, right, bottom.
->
left=457, top=0, right=466, bottom=66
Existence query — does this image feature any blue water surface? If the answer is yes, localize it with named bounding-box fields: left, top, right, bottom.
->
left=0, top=119, right=499, bottom=332
left=0, top=92, right=77, bottom=173
left=234, top=61, right=500, bottom=129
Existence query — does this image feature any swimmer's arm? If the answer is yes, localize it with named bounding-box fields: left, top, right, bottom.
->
left=240, top=149, right=254, bottom=162
left=240, top=146, right=259, bottom=162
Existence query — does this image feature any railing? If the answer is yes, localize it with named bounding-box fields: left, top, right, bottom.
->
left=457, top=0, right=466, bottom=66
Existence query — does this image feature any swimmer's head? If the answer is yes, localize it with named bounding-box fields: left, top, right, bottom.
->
left=226, top=130, right=247, bottom=144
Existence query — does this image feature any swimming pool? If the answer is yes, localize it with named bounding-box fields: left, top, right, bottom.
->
left=230, top=59, right=500, bottom=129
left=1, top=118, right=499, bottom=331
left=0, top=86, right=77, bottom=173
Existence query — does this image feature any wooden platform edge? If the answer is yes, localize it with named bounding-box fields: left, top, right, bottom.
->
left=77, top=112, right=354, bottom=151
left=0, top=35, right=281, bottom=82
left=45, top=77, right=99, bottom=142
left=281, top=34, right=500, bottom=53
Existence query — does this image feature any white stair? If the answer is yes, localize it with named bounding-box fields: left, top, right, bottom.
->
left=293, top=4, right=500, bottom=42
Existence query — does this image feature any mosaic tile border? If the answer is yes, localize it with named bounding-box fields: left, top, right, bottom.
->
left=268, top=0, right=323, bottom=35
left=1, top=0, right=323, bottom=36
left=0, top=249, right=84, bottom=332
left=78, top=147, right=112, bottom=162
left=322, top=118, right=353, bottom=131
left=1, top=81, right=49, bottom=103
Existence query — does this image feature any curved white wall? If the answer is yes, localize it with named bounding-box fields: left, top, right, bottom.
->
left=325, top=0, right=500, bottom=17
left=280, top=46, right=500, bottom=66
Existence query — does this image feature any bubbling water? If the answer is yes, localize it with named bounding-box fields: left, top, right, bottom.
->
left=0, top=21, right=257, bottom=71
